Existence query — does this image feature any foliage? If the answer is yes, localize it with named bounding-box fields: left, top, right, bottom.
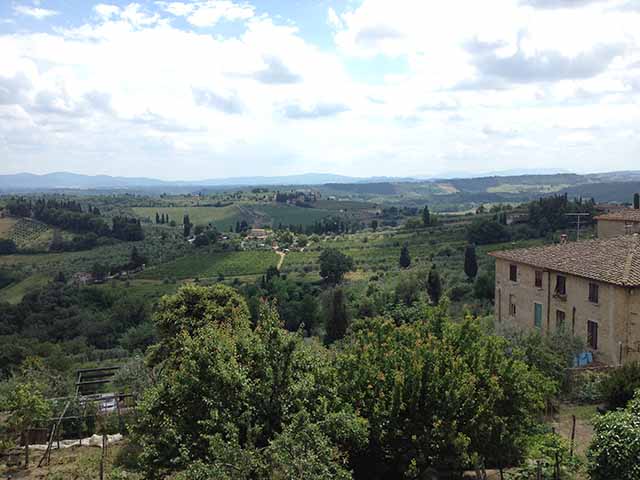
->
left=499, top=329, right=583, bottom=391
left=467, top=218, right=511, bottom=245
left=0, top=238, right=17, bottom=254
left=4, top=379, right=51, bottom=444
left=324, top=287, right=349, bottom=343
left=568, top=369, right=606, bottom=404
left=600, top=361, right=640, bottom=410
left=422, top=205, right=430, bottom=226
left=464, top=244, right=478, bottom=280
left=587, top=390, right=640, bottom=480
left=335, top=312, right=553, bottom=478
left=509, top=431, right=582, bottom=480
left=132, top=289, right=365, bottom=479
left=426, top=264, right=442, bottom=304
left=0, top=283, right=149, bottom=375
left=399, top=243, right=411, bottom=269
left=474, top=269, right=495, bottom=302
left=319, top=248, right=355, bottom=285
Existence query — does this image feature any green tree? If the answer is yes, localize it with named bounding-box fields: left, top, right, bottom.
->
left=467, top=218, right=511, bottom=245
left=155, top=212, right=160, bottom=224
left=473, top=270, right=495, bottom=302
left=335, top=313, right=551, bottom=478
left=634, top=193, right=640, bottom=210
left=464, top=244, right=478, bottom=280
left=132, top=292, right=365, bottom=479
left=588, top=390, right=640, bottom=480
left=319, top=248, right=354, bottom=285
left=325, top=288, right=349, bottom=343
left=0, top=238, right=17, bottom=255
left=183, top=214, right=192, bottom=238
left=399, top=243, right=411, bottom=269
left=370, top=219, right=378, bottom=231
left=5, top=381, right=51, bottom=467
left=130, top=246, right=146, bottom=269
left=422, top=205, right=431, bottom=226
left=426, top=264, right=442, bottom=304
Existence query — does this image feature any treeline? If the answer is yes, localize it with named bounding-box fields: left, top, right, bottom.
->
left=5, top=197, right=144, bottom=243
left=0, top=280, right=154, bottom=378
left=126, top=284, right=557, bottom=479
left=466, top=194, right=597, bottom=245
left=274, top=190, right=317, bottom=203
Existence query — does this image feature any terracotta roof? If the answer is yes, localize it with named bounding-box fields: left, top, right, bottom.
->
left=594, top=209, right=640, bottom=222
left=489, top=234, right=640, bottom=287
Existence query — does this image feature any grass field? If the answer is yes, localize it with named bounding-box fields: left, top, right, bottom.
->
left=249, top=204, right=333, bottom=227
left=0, top=217, right=18, bottom=236
left=134, top=202, right=339, bottom=231
left=0, top=273, right=50, bottom=304
left=139, top=250, right=279, bottom=280
left=133, top=205, right=245, bottom=231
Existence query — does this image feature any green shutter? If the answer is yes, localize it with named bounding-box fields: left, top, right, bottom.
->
left=534, top=303, right=542, bottom=328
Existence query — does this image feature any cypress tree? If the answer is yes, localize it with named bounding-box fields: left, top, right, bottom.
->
left=326, top=288, right=348, bottom=343
left=399, top=243, right=411, bottom=269
left=422, top=205, right=431, bottom=226
left=427, top=265, right=442, bottom=305
left=464, top=244, right=478, bottom=280
left=634, top=193, right=640, bottom=210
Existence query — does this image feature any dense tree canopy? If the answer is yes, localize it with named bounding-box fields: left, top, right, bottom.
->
left=319, top=248, right=355, bottom=285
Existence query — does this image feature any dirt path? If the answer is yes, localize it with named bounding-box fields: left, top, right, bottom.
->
left=276, top=251, right=285, bottom=270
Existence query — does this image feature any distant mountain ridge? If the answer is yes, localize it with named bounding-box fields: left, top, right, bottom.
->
left=0, top=169, right=639, bottom=192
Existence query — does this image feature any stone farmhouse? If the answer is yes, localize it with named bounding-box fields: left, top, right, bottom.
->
left=595, top=209, right=640, bottom=239
left=490, top=234, right=640, bottom=366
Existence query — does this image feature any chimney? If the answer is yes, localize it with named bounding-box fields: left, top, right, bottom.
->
left=560, top=234, right=568, bottom=244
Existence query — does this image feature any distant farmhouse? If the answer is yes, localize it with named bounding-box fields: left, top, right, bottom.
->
left=491, top=210, right=640, bottom=366
left=595, top=209, right=640, bottom=239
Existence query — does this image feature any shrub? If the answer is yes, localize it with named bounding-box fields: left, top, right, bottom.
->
left=568, top=370, right=606, bottom=404
left=587, top=390, right=640, bottom=480
left=601, top=362, right=640, bottom=410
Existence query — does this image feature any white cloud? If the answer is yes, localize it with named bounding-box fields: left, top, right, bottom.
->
left=0, top=0, right=639, bottom=178
left=94, top=4, right=121, bottom=20
left=160, top=0, right=254, bottom=27
left=14, top=5, right=59, bottom=19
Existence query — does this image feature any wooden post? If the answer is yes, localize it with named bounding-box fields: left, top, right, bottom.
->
left=99, top=433, right=106, bottom=480
left=24, top=430, right=29, bottom=469
left=570, top=414, right=576, bottom=458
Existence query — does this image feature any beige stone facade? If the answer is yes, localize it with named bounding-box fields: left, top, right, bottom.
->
left=595, top=209, right=640, bottom=239
left=597, top=219, right=640, bottom=239
left=494, top=258, right=640, bottom=366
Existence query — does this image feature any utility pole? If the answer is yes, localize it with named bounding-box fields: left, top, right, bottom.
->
left=566, top=213, right=590, bottom=241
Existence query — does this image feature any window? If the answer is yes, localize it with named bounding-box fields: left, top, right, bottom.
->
left=556, top=310, right=566, bottom=331
left=588, top=321, right=598, bottom=350
left=535, top=270, right=543, bottom=288
left=555, top=275, right=567, bottom=296
left=509, top=295, right=516, bottom=317
left=534, top=303, right=543, bottom=329
left=589, top=283, right=599, bottom=304
left=509, top=264, right=518, bottom=282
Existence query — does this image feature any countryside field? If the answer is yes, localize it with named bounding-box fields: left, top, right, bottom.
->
left=139, top=249, right=280, bottom=280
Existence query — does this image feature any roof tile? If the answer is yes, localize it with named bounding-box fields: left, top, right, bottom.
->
left=489, top=234, right=640, bottom=287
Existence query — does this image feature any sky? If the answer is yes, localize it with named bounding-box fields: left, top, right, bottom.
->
left=0, top=0, right=639, bottom=180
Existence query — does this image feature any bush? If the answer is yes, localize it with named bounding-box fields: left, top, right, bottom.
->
left=587, top=390, right=640, bottom=480
left=601, top=361, right=640, bottom=410
left=568, top=370, right=606, bottom=404
left=467, top=219, right=511, bottom=245
left=0, top=239, right=17, bottom=255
